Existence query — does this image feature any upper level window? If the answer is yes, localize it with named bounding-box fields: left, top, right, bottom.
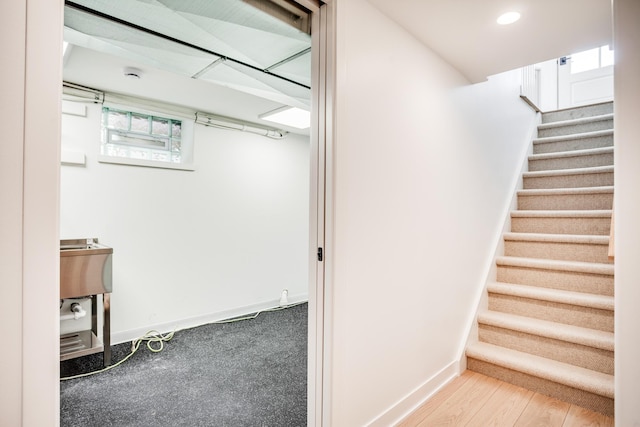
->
left=99, top=107, right=193, bottom=170
left=571, top=45, right=614, bottom=74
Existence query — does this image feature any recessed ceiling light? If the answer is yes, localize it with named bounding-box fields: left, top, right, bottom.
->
left=259, top=106, right=310, bottom=129
left=497, top=11, right=521, bottom=25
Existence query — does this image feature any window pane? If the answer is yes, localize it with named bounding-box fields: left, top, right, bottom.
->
left=107, top=110, right=128, bottom=130
left=151, top=151, right=169, bottom=161
left=601, top=45, right=614, bottom=67
left=129, top=148, right=149, bottom=159
left=571, top=47, right=599, bottom=74
left=152, top=118, right=170, bottom=136
left=103, top=144, right=129, bottom=158
left=108, top=131, right=168, bottom=149
left=172, top=122, right=182, bottom=138
left=101, top=107, right=184, bottom=166
left=131, top=114, right=149, bottom=132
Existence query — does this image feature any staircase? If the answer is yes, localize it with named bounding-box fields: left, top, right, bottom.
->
left=465, top=101, right=615, bottom=416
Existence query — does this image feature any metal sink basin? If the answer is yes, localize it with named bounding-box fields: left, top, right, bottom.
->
left=60, top=238, right=112, bottom=299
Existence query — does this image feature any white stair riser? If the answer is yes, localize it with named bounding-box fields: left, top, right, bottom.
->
left=523, top=171, right=613, bottom=189
left=466, top=358, right=614, bottom=416
left=478, top=325, right=614, bottom=374
left=542, top=103, right=614, bottom=124
left=529, top=152, right=613, bottom=172
left=511, top=216, right=611, bottom=235
left=518, top=193, right=613, bottom=210
left=533, top=134, right=613, bottom=155
left=496, top=264, right=613, bottom=296
left=538, top=119, right=613, bottom=138
left=488, top=293, right=613, bottom=332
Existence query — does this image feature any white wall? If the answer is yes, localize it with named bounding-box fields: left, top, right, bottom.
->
left=328, top=0, right=536, bottom=425
left=60, top=103, right=310, bottom=342
left=0, top=0, right=61, bottom=425
left=536, top=58, right=560, bottom=112
left=614, top=0, right=640, bottom=425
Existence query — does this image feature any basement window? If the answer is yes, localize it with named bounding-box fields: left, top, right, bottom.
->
left=99, top=107, right=194, bottom=170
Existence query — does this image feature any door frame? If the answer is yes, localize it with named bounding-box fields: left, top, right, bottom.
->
left=6, top=0, right=335, bottom=425
left=302, top=1, right=334, bottom=425
left=1, top=0, right=62, bottom=425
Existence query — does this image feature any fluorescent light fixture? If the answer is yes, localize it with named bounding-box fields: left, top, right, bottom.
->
left=63, top=41, right=69, bottom=55
left=259, top=106, right=310, bottom=129
left=497, top=11, right=521, bottom=25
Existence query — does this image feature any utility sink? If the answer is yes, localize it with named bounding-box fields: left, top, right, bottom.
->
left=60, top=238, right=112, bottom=299
left=60, top=238, right=113, bottom=365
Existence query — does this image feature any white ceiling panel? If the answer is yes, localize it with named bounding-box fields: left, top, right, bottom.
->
left=368, top=0, right=613, bottom=83
left=64, top=0, right=311, bottom=110
left=268, top=51, right=312, bottom=87
left=178, top=12, right=310, bottom=69
left=63, top=26, right=217, bottom=77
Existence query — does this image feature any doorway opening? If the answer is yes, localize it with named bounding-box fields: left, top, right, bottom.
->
left=59, top=0, right=327, bottom=424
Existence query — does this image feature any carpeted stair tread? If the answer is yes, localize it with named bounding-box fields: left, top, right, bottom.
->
left=529, top=146, right=613, bottom=161
left=496, top=256, right=614, bottom=276
left=488, top=282, right=614, bottom=311
left=537, top=115, right=613, bottom=138
left=466, top=342, right=614, bottom=398
left=511, top=210, right=612, bottom=219
left=477, top=310, right=614, bottom=351
left=533, top=129, right=613, bottom=145
left=541, top=102, right=613, bottom=124
left=523, top=165, right=613, bottom=178
left=503, top=232, right=609, bottom=245
left=537, top=113, right=614, bottom=131
left=518, top=186, right=613, bottom=197
left=468, top=102, right=616, bottom=410
left=509, top=210, right=613, bottom=235
left=528, top=147, right=613, bottom=172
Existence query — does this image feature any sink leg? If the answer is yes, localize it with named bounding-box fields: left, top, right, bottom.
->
left=91, top=295, right=98, bottom=343
left=103, top=293, right=111, bottom=366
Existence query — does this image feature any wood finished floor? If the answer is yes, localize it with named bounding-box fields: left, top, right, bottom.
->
left=397, top=370, right=614, bottom=427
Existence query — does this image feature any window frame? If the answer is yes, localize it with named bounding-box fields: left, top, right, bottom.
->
left=98, top=105, right=195, bottom=171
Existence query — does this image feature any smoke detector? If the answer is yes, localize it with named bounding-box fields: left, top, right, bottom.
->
left=123, top=67, right=143, bottom=79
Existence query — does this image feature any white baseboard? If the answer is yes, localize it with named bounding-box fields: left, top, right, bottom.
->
left=365, top=361, right=460, bottom=427
left=111, top=293, right=308, bottom=345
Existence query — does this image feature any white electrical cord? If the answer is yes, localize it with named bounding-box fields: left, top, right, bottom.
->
left=60, top=302, right=305, bottom=381
left=60, top=330, right=175, bottom=381
left=209, top=301, right=305, bottom=325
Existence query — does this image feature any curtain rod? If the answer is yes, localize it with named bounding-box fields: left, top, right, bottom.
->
left=62, top=81, right=288, bottom=140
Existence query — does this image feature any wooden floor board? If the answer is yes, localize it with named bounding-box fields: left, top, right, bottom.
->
left=396, top=370, right=614, bottom=427
left=513, top=393, right=570, bottom=427
left=465, top=381, right=534, bottom=427
left=416, top=373, right=501, bottom=426
left=397, top=371, right=474, bottom=427
left=563, top=405, right=615, bottom=427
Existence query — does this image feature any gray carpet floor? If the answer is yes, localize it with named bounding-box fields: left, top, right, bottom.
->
left=60, top=303, right=307, bottom=427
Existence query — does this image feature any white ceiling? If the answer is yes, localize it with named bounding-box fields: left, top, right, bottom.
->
left=64, top=0, right=614, bottom=134
left=367, top=0, right=613, bottom=83
left=63, top=0, right=312, bottom=135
